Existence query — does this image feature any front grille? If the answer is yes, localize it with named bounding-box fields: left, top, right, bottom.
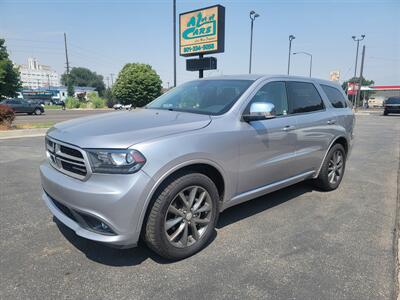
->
left=46, top=137, right=89, bottom=180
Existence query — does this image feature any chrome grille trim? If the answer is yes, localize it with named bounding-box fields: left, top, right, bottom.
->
left=45, top=136, right=92, bottom=180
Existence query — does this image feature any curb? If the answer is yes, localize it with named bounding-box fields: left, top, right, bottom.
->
left=0, top=128, right=48, bottom=140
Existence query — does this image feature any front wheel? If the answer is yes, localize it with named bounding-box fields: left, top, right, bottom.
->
left=144, top=173, right=219, bottom=260
left=34, top=108, right=42, bottom=115
left=314, top=144, right=346, bottom=191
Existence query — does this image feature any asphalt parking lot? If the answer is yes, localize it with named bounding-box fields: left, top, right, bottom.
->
left=13, top=109, right=113, bottom=125
left=0, top=114, right=399, bottom=299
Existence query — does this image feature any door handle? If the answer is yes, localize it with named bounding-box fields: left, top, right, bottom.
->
left=282, top=125, right=296, bottom=131
left=327, top=119, right=336, bottom=125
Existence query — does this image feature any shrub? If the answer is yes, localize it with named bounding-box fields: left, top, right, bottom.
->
left=87, top=92, right=106, bottom=108
left=65, top=97, right=80, bottom=109
left=79, top=102, right=88, bottom=109
left=106, top=98, right=117, bottom=108
left=0, top=104, right=15, bottom=129
left=91, top=96, right=106, bottom=108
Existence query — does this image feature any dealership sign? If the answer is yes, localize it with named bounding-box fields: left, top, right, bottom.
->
left=179, top=5, right=225, bottom=57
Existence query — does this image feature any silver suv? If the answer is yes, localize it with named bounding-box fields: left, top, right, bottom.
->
left=40, top=75, right=354, bottom=260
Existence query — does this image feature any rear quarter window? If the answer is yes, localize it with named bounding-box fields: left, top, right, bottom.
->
left=321, top=84, right=347, bottom=108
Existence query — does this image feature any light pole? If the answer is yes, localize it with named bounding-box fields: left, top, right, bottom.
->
left=351, top=34, right=365, bottom=106
left=249, top=10, right=260, bottom=74
left=287, top=35, right=295, bottom=75
left=173, top=0, right=177, bottom=87
left=293, top=51, right=312, bottom=77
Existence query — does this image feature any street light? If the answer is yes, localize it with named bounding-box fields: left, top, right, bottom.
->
left=287, top=35, right=295, bottom=75
left=351, top=34, right=365, bottom=106
left=293, top=51, right=313, bottom=77
left=249, top=10, right=260, bottom=74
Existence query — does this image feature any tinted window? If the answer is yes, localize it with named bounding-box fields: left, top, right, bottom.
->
left=286, top=81, right=324, bottom=114
left=386, top=97, right=400, bottom=104
left=248, top=81, right=288, bottom=116
left=321, top=84, right=347, bottom=108
left=147, top=80, right=253, bottom=115
left=10, top=100, right=20, bottom=105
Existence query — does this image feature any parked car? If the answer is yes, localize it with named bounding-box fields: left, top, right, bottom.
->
left=113, top=103, right=132, bottom=110
left=40, top=75, right=354, bottom=260
left=383, top=97, right=400, bottom=115
left=0, top=98, right=44, bottom=115
left=368, top=97, right=385, bottom=108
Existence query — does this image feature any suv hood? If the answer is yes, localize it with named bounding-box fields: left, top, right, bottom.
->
left=47, top=109, right=211, bottom=149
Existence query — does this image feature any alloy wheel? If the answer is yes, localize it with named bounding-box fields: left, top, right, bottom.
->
left=328, top=150, right=344, bottom=184
left=164, top=185, right=212, bottom=248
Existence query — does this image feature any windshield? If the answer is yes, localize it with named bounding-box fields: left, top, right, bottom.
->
left=146, top=79, right=254, bottom=115
left=386, top=97, right=400, bottom=104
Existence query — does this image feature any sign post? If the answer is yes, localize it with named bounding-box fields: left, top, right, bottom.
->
left=179, top=5, right=225, bottom=78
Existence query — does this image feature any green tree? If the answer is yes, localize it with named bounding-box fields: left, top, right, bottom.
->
left=67, top=79, right=75, bottom=97
left=0, top=39, right=21, bottom=99
left=61, top=67, right=105, bottom=95
left=113, top=63, right=162, bottom=107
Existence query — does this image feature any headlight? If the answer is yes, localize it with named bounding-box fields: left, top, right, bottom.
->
left=86, top=149, right=146, bottom=174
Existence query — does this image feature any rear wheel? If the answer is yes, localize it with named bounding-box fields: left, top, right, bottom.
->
left=34, top=108, right=42, bottom=115
left=144, top=173, right=219, bottom=260
left=314, top=144, right=346, bottom=191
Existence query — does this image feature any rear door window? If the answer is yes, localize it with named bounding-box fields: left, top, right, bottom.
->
left=286, top=81, right=325, bottom=114
left=321, top=84, right=347, bottom=108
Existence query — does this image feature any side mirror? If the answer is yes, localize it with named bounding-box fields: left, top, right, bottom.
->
left=243, top=102, right=276, bottom=122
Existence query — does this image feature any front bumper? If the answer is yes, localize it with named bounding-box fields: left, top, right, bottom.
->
left=40, top=161, right=155, bottom=248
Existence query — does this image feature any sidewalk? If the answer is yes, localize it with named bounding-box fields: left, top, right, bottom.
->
left=0, top=128, right=47, bottom=140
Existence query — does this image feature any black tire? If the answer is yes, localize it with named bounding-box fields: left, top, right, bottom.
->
left=34, top=108, right=42, bottom=115
left=383, top=110, right=388, bottom=116
left=144, top=173, right=219, bottom=260
left=313, top=144, right=346, bottom=191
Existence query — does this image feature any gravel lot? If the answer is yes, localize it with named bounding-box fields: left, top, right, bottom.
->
left=0, top=114, right=399, bottom=299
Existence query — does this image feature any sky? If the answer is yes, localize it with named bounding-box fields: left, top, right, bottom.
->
left=1, top=0, right=399, bottom=87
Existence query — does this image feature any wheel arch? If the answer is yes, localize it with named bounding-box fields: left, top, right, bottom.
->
left=314, top=135, right=349, bottom=178
left=137, top=160, right=226, bottom=237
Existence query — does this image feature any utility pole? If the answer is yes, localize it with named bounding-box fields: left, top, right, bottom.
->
left=173, top=0, right=177, bottom=87
left=110, top=73, right=114, bottom=86
left=287, top=35, right=295, bottom=75
left=356, top=45, right=366, bottom=110
left=106, top=76, right=110, bottom=88
left=47, top=74, right=50, bottom=88
left=64, top=33, right=70, bottom=75
left=351, top=35, right=365, bottom=106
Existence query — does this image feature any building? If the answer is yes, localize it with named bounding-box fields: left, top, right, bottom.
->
left=361, top=85, right=400, bottom=107
left=329, top=71, right=340, bottom=82
left=17, top=57, right=60, bottom=89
